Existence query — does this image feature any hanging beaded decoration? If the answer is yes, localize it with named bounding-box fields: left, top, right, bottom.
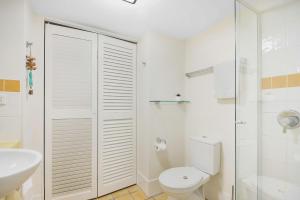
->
left=26, top=42, right=37, bottom=95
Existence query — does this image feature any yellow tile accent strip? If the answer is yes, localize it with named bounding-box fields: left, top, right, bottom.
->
left=261, top=73, right=300, bottom=90
left=262, top=78, right=272, bottom=89
left=272, top=75, right=287, bottom=89
left=4, top=80, right=20, bottom=92
left=288, top=73, right=300, bottom=87
left=0, top=80, right=4, bottom=91
left=0, top=79, right=20, bottom=92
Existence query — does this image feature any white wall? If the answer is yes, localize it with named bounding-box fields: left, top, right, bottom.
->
left=137, top=32, right=186, bottom=197
left=184, top=17, right=235, bottom=200
left=23, top=1, right=45, bottom=199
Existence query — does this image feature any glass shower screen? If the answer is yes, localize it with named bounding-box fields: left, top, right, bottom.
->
left=236, top=0, right=300, bottom=199
left=235, top=1, right=259, bottom=200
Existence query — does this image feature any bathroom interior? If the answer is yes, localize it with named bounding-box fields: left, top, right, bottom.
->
left=0, top=0, right=300, bottom=200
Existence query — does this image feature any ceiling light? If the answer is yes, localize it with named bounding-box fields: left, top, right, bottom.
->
left=122, top=0, right=137, bottom=4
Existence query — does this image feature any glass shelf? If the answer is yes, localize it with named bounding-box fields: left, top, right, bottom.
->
left=149, top=100, right=190, bottom=103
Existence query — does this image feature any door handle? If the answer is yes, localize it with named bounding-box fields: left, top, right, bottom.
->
left=235, top=120, right=247, bottom=125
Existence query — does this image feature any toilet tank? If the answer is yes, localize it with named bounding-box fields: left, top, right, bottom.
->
left=189, top=136, right=221, bottom=175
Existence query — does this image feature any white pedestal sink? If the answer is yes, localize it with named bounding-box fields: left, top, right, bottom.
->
left=0, top=149, right=42, bottom=198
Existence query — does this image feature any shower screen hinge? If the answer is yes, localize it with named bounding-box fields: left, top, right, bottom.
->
left=231, top=185, right=235, bottom=200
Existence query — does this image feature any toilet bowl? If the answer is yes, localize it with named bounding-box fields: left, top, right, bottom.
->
left=159, top=167, right=210, bottom=200
left=159, top=136, right=221, bottom=200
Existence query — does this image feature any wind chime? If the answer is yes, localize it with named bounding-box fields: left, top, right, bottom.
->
left=26, top=42, right=37, bottom=95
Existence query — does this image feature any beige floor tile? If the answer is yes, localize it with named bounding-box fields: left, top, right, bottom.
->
left=154, top=193, right=168, bottom=200
left=112, top=189, right=129, bottom=198
left=131, top=190, right=147, bottom=200
left=115, top=194, right=133, bottom=200
left=98, top=194, right=113, bottom=200
left=127, top=185, right=140, bottom=193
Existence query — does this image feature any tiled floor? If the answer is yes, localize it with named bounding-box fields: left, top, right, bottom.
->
left=98, top=185, right=168, bottom=200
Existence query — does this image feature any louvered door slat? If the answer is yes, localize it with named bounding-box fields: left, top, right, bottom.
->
left=98, top=36, right=137, bottom=196
left=45, top=24, right=97, bottom=200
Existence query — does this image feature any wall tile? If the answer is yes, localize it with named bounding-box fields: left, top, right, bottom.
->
left=0, top=92, right=21, bottom=117
left=0, top=80, right=4, bottom=91
left=262, top=78, right=271, bottom=89
left=272, top=75, right=287, bottom=88
left=0, top=117, right=21, bottom=141
left=261, top=158, right=287, bottom=180
left=4, top=80, right=20, bottom=92
left=287, top=135, right=300, bottom=163
left=262, top=113, right=286, bottom=138
left=286, top=18, right=300, bottom=47
left=0, top=79, right=21, bottom=92
left=288, top=73, right=300, bottom=87
left=262, top=135, right=287, bottom=162
left=286, top=87, right=300, bottom=101
left=261, top=1, right=300, bottom=188
left=262, top=88, right=287, bottom=102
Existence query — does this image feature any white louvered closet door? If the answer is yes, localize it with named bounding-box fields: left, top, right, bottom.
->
left=98, top=35, right=137, bottom=196
left=45, top=24, right=98, bottom=200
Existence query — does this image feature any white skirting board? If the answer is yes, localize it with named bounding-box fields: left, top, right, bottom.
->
left=137, top=172, right=162, bottom=198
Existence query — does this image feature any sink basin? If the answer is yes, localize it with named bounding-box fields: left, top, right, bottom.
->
left=0, top=149, right=42, bottom=197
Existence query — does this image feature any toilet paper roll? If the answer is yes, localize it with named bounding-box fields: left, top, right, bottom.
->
left=154, top=142, right=167, bottom=152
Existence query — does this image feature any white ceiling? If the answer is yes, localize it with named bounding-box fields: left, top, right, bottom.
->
left=241, top=0, right=296, bottom=12
left=29, top=0, right=233, bottom=39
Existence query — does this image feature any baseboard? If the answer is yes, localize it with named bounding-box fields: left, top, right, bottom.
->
left=137, top=172, right=162, bottom=198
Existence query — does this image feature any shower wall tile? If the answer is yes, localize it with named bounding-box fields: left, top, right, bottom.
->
left=271, top=75, right=287, bottom=88
left=261, top=101, right=286, bottom=113
left=288, top=73, right=300, bottom=87
left=262, top=135, right=287, bottom=162
left=261, top=78, right=271, bottom=89
left=287, top=162, right=300, bottom=185
left=261, top=158, right=287, bottom=180
left=261, top=1, right=300, bottom=189
left=261, top=113, right=286, bottom=138
left=262, top=1, right=300, bottom=78
left=286, top=130, right=300, bottom=185
left=261, top=88, right=287, bottom=102
left=286, top=87, right=300, bottom=101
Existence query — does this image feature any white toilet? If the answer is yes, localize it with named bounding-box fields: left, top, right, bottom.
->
left=159, top=136, right=221, bottom=200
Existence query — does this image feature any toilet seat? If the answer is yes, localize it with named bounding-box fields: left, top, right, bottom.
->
left=159, top=167, right=210, bottom=193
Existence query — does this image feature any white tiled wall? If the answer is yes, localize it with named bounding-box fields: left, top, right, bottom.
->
left=261, top=88, right=300, bottom=183
left=261, top=1, right=300, bottom=196
left=262, top=1, right=300, bottom=77
left=0, top=0, right=25, bottom=142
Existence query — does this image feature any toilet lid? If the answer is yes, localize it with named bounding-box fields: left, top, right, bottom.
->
left=159, top=167, right=210, bottom=190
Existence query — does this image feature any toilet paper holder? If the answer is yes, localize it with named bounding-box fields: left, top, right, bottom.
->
left=154, top=137, right=167, bottom=152
left=156, top=137, right=166, bottom=144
